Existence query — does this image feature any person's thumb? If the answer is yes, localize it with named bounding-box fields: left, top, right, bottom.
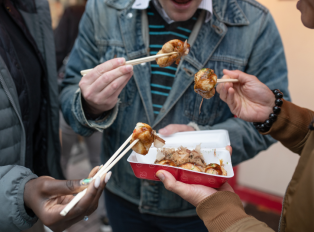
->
left=217, top=182, right=234, bottom=193
left=222, top=69, right=240, bottom=79
left=156, top=170, right=186, bottom=196
left=223, top=69, right=256, bottom=84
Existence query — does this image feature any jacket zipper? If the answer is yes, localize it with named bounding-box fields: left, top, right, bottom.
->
left=0, top=73, right=26, bottom=166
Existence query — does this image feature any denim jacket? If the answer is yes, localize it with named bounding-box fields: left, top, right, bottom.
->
left=60, top=0, right=290, bottom=217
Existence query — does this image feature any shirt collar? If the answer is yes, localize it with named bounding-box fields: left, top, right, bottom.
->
left=132, top=0, right=212, bottom=24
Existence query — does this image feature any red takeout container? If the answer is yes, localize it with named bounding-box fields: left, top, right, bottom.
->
left=127, top=130, right=234, bottom=188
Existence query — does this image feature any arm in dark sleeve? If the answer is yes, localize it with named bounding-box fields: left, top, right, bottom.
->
left=196, top=191, right=274, bottom=232
left=261, top=100, right=314, bottom=155
left=0, top=165, right=38, bottom=231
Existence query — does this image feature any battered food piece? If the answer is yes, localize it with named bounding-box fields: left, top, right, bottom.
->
left=179, top=163, right=203, bottom=172
left=194, top=68, right=218, bottom=99
left=205, top=163, right=227, bottom=176
left=155, top=145, right=227, bottom=176
left=156, top=39, right=190, bottom=67
left=131, top=123, right=165, bottom=155
left=155, top=159, right=177, bottom=167
left=155, top=145, right=206, bottom=168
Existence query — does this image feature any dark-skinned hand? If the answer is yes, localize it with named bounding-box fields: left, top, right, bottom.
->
left=23, top=166, right=108, bottom=232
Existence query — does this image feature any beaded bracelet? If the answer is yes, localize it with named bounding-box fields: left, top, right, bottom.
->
left=253, top=89, right=283, bottom=133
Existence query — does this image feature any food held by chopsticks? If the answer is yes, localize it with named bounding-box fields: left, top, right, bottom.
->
left=156, top=39, right=190, bottom=67
left=155, top=145, right=227, bottom=176
left=131, top=123, right=165, bottom=155
left=194, top=68, right=218, bottom=99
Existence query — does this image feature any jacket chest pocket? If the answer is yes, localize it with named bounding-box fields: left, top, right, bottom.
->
left=100, top=46, right=137, bottom=108
left=184, top=61, right=244, bottom=126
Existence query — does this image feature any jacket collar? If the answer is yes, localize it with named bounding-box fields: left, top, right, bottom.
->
left=212, top=0, right=249, bottom=26
left=106, top=0, right=135, bottom=10
left=106, top=0, right=249, bottom=26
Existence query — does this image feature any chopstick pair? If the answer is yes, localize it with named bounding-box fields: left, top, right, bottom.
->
left=80, top=53, right=239, bottom=84
left=60, top=134, right=139, bottom=216
left=80, top=52, right=178, bottom=76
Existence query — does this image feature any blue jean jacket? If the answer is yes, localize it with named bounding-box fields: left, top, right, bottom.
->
left=60, top=0, right=290, bottom=217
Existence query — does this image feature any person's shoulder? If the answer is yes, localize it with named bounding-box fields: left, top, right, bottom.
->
left=236, top=0, right=269, bottom=15
left=87, top=0, right=134, bottom=12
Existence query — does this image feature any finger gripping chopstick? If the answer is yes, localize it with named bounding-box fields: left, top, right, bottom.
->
left=80, top=52, right=178, bottom=76
left=60, top=135, right=139, bottom=216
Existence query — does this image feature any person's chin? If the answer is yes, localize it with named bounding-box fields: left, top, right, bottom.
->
left=301, top=16, right=314, bottom=29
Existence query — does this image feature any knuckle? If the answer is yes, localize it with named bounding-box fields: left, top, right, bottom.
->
left=78, top=80, right=85, bottom=89
left=112, top=58, right=121, bottom=67
left=66, top=180, right=76, bottom=191
left=41, top=181, right=50, bottom=194
left=83, top=90, right=92, bottom=101
left=101, top=72, right=111, bottom=84
left=94, top=65, right=104, bottom=76
left=111, top=82, right=119, bottom=91
left=164, top=182, right=173, bottom=191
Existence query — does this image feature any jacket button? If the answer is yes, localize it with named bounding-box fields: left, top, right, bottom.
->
left=183, top=68, right=194, bottom=77
left=127, top=13, right=133, bottom=18
left=160, top=108, right=165, bottom=113
left=141, top=62, right=146, bottom=66
left=213, top=25, right=223, bottom=34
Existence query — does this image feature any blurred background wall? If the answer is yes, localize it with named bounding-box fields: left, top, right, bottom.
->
left=237, top=0, right=314, bottom=197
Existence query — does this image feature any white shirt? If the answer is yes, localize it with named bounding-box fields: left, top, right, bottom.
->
left=132, top=0, right=213, bottom=23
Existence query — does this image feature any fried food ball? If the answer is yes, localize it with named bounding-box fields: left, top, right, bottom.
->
left=131, top=123, right=165, bottom=155
left=179, top=163, right=203, bottom=172
left=194, top=68, right=218, bottom=99
left=156, top=39, right=190, bottom=67
left=205, top=163, right=227, bottom=176
left=155, top=159, right=177, bottom=167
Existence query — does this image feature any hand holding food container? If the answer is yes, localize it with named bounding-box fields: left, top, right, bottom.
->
left=128, top=125, right=234, bottom=188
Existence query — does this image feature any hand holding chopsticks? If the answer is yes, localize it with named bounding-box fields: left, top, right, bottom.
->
left=80, top=52, right=178, bottom=76
left=60, top=134, right=139, bottom=216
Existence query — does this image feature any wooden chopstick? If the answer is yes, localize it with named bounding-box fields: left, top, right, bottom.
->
left=60, top=136, right=139, bottom=216
left=216, top=79, right=239, bottom=84
left=80, top=52, right=178, bottom=76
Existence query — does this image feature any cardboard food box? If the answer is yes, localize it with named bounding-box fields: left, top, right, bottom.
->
left=127, top=130, right=234, bottom=188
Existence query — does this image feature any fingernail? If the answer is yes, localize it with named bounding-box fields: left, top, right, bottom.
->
left=80, top=178, right=92, bottom=186
left=94, top=176, right=101, bottom=188
left=98, top=165, right=103, bottom=171
left=125, top=65, right=133, bottom=72
left=105, top=171, right=112, bottom=184
left=156, top=172, right=165, bottom=181
left=118, top=58, right=125, bottom=65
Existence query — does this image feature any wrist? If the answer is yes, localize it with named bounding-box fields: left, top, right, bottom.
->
left=23, top=179, right=35, bottom=210
left=81, top=96, right=104, bottom=117
left=254, top=89, right=284, bottom=132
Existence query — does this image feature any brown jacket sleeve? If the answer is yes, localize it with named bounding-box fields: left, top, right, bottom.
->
left=261, top=99, right=314, bottom=155
left=196, top=191, right=274, bottom=232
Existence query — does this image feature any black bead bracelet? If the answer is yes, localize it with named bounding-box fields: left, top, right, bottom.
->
left=253, top=89, right=283, bottom=133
